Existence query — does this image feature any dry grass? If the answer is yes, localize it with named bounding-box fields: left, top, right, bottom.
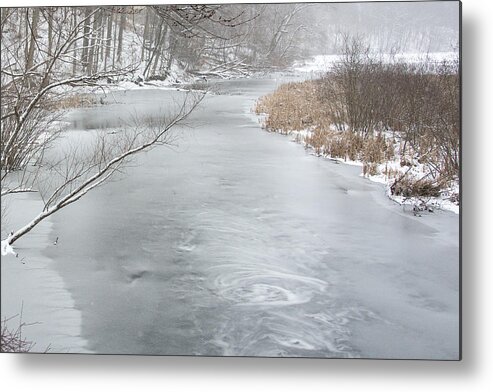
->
left=256, top=81, right=394, bottom=166
left=391, top=175, right=441, bottom=198
left=308, top=129, right=394, bottom=164
left=255, top=81, right=330, bottom=134
left=45, top=94, right=98, bottom=111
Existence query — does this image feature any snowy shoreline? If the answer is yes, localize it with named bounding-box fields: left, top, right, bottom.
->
left=293, top=129, right=459, bottom=215
left=1, top=193, right=91, bottom=353
left=251, top=126, right=459, bottom=215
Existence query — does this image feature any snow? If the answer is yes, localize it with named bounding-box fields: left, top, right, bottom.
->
left=293, top=51, right=458, bottom=75
left=1, top=239, right=17, bottom=257
left=293, top=54, right=342, bottom=74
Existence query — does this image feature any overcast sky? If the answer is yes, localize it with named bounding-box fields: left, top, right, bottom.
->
left=309, top=1, right=460, bottom=53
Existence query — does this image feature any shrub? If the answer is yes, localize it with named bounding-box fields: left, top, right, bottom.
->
left=1, top=317, right=33, bottom=353
left=257, top=79, right=395, bottom=165
left=256, top=38, right=459, bottom=199
left=391, top=176, right=441, bottom=198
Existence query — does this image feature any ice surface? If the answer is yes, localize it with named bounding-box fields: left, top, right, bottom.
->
left=1, top=193, right=91, bottom=353
left=2, top=75, right=459, bottom=358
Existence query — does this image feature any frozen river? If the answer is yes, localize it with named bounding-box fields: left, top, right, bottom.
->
left=3, top=76, right=460, bottom=358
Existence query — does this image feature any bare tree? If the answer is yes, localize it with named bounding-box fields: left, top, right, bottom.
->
left=3, top=92, right=203, bottom=247
left=1, top=8, right=132, bottom=172
left=1, top=7, right=205, bottom=250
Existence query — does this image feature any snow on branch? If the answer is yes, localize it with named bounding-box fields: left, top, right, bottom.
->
left=1, top=188, right=37, bottom=197
left=4, top=91, right=205, bottom=246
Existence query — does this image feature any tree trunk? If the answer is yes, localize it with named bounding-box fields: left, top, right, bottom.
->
left=46, top=10, right=53, bottom=57
left=165, top=30, right=176, bottom=74
left=72, top=11, right=78, bottom=75
left=104, top=11, right=113, bottom=71
left=24, top=9, right=29, bottom=65
left=141, top=8, right=150, bottom=62
left=144, top=20, right=163, bottom=78
left=99, top=12, right=106, bottom=65
left=81, top=7, right=92, bottom=72
left=151, top=23, right=167, bottom=77
left=88, top=9, right=101, bottom=74
left=117, top=12, right=126, bottom=65
left=25, top=8, right=40, bottom=72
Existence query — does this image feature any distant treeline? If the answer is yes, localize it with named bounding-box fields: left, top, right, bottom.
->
left=0, top=4, right=329, bottom=82
left=1, top=3, right=459, bottom=82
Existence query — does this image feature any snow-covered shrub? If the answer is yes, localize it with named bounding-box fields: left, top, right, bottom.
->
left=391, top=175, right=441, bottom=198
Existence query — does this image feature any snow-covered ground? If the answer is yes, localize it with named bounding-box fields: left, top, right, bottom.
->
left=293, top=51, right=458, bottom=76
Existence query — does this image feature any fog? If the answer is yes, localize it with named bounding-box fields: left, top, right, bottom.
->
left=305, top=1, right=460, bottom=54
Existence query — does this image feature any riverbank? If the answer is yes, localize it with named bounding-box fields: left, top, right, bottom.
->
left=254, top=76, right=459, bottom=215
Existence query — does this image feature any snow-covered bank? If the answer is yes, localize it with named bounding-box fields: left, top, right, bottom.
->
left=293, top=51, right=458, bottom=75
left=1, top=193, right=91, bottom=353
left=269, top=128, right=460, bottom=215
